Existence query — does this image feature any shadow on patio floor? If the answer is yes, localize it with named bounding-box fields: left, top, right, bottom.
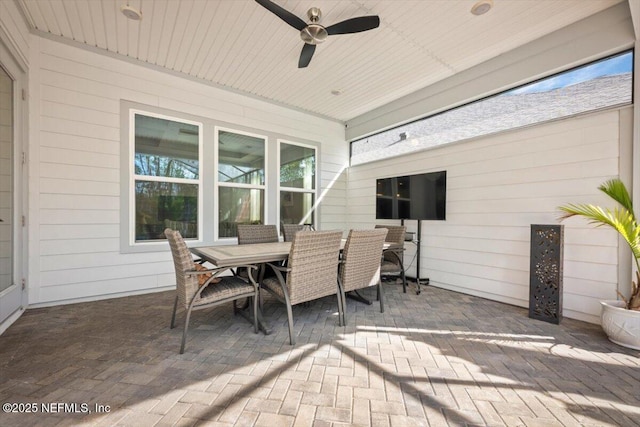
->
left=0, top=282, right=638, bottom=426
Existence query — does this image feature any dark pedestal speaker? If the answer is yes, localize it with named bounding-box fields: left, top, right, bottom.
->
left=529, top=224, right=564, bottom=324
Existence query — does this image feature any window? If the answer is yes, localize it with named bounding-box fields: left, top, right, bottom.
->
left=351, top=50, right=634, bottom=165
left=217, top=129, right=266, bottom=238
left=122, top=103, right=321, bottom=250
left=131, top=112, right=202, bottom=242
left=279, top=141, right=316, bottom=228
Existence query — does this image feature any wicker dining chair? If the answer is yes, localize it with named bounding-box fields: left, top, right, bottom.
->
left=260, top=230, right=343, bottom=345
left=281, top=224, right=305, bottom=242
left=282, top=224, right=316, bottom=241
left=375, top=225, right=408, bottom=293
left=237, top=224, right=279, bottom=244
left=165, top=228, right=259, bottom=354
left=236, top=224, right=279, bottom=282
left=338, top=228, right=388, bottom=325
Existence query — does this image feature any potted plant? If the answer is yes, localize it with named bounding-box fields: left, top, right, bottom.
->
left=559, top=178, right=640, bottom=350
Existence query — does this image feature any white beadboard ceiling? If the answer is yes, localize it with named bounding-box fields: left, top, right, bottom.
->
left=16, top=0, right=623, bottom=122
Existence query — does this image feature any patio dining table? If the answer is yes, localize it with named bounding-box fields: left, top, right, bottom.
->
left=190, top=241, right=292, bottom=268
left=189, top=239, right=391, bottom=334
left=190, top=242, right=293, bottom=335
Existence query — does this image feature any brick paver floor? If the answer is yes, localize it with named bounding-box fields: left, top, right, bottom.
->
left=0, top=282, right=638, bottom=426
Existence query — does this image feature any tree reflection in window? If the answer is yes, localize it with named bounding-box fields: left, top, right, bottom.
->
left=133, top=113, right=201, bottom=241
left=218, top=130, right=266, bottom=237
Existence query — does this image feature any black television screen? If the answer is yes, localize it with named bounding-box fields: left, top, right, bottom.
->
left=376, top=171, right=446, bottom=220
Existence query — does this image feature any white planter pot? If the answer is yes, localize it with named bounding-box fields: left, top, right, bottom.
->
left=600, top=300, right=640, bottom=350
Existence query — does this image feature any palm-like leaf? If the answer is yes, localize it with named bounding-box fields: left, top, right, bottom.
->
left=558, top=204, right=640, bottom=261
left=598, top=178, right=634, bottom=219
left=558, top=178, right=640, bottom=309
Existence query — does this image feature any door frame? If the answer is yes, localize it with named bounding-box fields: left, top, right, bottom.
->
left=0, top=36, right=27, bottom=335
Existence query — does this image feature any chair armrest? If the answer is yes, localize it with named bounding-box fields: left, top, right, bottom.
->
left=266, top=263, right=291, bottom=273
left=192, top=265, right=259, bottom=296
left=185, top=265, right=256, bottom=276
left=265, top=263, right=289, bottom=287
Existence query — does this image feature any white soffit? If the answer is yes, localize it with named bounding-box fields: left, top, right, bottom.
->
left=16, top=0, right=624, bottom=122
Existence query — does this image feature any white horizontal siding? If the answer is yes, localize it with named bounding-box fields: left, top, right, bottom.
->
left=37, top=275, right=175, bottom=303
left=348, top=109, right=625, bottom=323
left=40, top=238, right=120, bottom=256
left=29, top=36, right=347, bottom=305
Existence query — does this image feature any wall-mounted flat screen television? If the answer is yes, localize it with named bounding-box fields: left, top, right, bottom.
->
left=376, top=171, right=446, bottom=220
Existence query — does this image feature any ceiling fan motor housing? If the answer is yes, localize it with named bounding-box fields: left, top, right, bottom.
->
left=301, top=24, right=328, bottom=45
left=300, top=8, right=327, bottom=44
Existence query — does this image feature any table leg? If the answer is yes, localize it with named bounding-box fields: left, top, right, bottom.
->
left=234, top=297, right=272, bottom=335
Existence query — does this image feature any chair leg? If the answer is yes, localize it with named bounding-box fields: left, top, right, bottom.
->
left=342, top=288, right=348, bottom=326
left=336, top=290, right=344, bottom=327
left=378, top=281, right=385, bottom=313
left=170, top=295, right=178, bottom=329
left=401, top=270, right=407, bottom=293
left=285, top=302, right=295, bottom=345
left=336, top=279, right=344, bottom=327
left=336, top=281, right=347, bottom=327
left=180, top=308, right=193, bottom=354
left=252, top=295, right=258, bottom=334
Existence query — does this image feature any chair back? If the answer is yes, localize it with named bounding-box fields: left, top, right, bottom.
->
left=376, top=224, right=406, bottom=259
left=286, top=230, right=342, bottom=305
left=340, top=229, right=388, bottom=292
left=281, top=224, right=305, bottom=242
left=165, top=228, right=198, bottom=308
left=375, top=224, right=406, bottom=247
left=237, top=224, right=279, bottom=244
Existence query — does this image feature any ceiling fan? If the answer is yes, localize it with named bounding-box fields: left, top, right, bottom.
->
left=255, top=0, right=380, bottom=68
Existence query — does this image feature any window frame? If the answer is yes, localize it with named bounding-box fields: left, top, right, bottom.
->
left=128, top=109, right=204, bottom=247
left=215, top=126, right=269, bottom=241
left=277, top=139, right=318, bottom=228
left=350, top=49, right=634, bottom=166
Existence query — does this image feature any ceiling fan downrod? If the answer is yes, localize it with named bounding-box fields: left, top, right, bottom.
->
left=300, top=8, right=328, bottom=45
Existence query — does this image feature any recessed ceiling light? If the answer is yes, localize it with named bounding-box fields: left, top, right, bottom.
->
left=471, top=0, right=493, bottom=16
left=121, top=4, right=142, bottom=21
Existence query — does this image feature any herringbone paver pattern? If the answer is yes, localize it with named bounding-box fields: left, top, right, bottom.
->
left=0, top=282, right=639, bottom=426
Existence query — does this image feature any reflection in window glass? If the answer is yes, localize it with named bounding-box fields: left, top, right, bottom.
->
left=280, top=191, right=314, bottom=227
left=135, top=182, right=198, bottom=241
left=218, top=187, right=265, bottom=238
left=217, top=130, right=266, bottom=239
left=351, top=50, right=633, bottom=165
left=218, top=131, right=265, bottom=185
left=279, top=142, right=317, bottom=230
left=135, top=114, right=199, bottom=179
left=280, top=143, right=315, bottom=190
left=133, top=112, right=201, bottom=243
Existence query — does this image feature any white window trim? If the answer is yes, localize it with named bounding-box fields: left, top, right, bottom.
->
left=129, top=109, right=204, bottom=246
left=277, top=139, right=318, bottom=227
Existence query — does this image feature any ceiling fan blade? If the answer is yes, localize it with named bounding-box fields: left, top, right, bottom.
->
left=298, top=43, right=316, bottom=68
left=255, top=0, right=307, bottom=31
left=326, top=16, right=380, bottom=35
